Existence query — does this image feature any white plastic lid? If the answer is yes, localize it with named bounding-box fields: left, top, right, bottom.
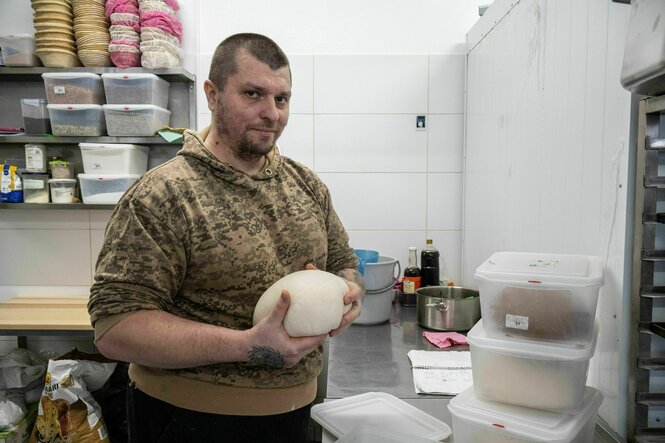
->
left=101, top=73, right=163, bottom=81
left=79, top=143, right=149, bottom=153
left=474, top=252, right=604, bottom=287
left=78, top=173, right=141, bottom=180
left=103, top=104, right=171, bottom=113
left=310, top=392, right=452, bottom=441
left=466, top=320, right=598, bottom=360
left=42, top=72, right=101, bottom=80
left=336, top=424, right=440, bottom=443
left=448, top=386, right=603, bottom=442
left=47, top=104, right=103, bottom=111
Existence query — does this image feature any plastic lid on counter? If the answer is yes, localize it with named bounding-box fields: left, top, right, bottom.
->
left=310, top=392, right=451, bottom=441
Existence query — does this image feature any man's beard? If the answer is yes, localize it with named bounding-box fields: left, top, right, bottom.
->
left=236, top=136, right=273, bottom=162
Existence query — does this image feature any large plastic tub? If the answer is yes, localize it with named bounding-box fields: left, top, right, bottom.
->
left=474, top=251, right=603, bottom=347
left=42, top=72, right=104, bottom=104
left=467, top=320, right=598, bottom=413
left=101, top=73, right=170, bottom=108
left=103, top=104, right=170, bottom=136
left=47, top=104, right=106, bottom=136
left=448, top=386, right=603, bottom=443
left=78, top=173, right=141, bottom=204
left=79, top=143, right=149, bottom=174
left=0, top=34, right=40, bottom=66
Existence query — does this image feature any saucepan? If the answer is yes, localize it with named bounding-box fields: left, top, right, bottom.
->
left=416, top=286, right=480, bottom=331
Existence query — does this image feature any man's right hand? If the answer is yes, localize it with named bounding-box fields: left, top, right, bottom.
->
left=247, top=290, right=326, bottom=368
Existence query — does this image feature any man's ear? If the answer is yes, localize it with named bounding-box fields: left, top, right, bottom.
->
left=203, top=79, right=218, bottom=112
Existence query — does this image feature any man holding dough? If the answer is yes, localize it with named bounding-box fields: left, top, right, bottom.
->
left=87, top=33, right=364, bottom=442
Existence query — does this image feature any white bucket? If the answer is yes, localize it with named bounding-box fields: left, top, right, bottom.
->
left=354, top=285, right=394, bottom=325
left=363, top=256, right=400, bottom=291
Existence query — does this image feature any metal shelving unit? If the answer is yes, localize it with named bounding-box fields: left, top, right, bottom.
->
left=630, top=94, right=665, bottom=442
left=0, top=66, right=196, bottom=209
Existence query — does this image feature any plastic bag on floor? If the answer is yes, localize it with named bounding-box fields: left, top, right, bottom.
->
left=29, top=350, right=116, bottom=443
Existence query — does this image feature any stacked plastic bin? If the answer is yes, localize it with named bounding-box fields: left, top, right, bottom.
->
left=43, top=72, right=108, bottom=203
left=448, top=251, right=605, bottom=443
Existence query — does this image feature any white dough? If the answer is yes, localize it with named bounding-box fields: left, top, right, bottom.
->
left=253, top=270, right=352, bottom=337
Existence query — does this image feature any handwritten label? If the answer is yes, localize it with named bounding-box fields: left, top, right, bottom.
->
left=505, top=314, right=529, bottom=331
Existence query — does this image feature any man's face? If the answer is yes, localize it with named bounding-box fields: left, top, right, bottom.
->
left=212, top=50, right=291, bottom=161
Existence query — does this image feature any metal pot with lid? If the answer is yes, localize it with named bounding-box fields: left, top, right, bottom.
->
left=416, top=286, right=480, bottom=331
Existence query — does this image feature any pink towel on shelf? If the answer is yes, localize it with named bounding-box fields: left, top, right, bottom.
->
left=422, top=331, right=468, bottom=348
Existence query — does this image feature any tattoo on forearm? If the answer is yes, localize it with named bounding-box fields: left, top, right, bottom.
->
left=248, top=346, right=286, bottom=367
left=337, top=269, right=365, bottom=293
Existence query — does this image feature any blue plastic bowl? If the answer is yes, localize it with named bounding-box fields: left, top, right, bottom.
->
left=354, top=249, right=379, bottom=275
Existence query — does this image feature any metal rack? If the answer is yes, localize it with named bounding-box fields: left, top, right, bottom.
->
left=0, top=66, right=196, bottom=209
left=630, top=94, right=665, bottom=442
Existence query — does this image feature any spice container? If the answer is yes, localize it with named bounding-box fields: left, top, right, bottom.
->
left=25, top=143, right=47, bottom=172
left=47, top=104, right=106, bottom=136
left=21, top=99, right=51, bottom=135
left=48, top=178, right=77, bottom=203
left=41, top=72, right=105, bottom=104
left=103, top=104, right=170, bottom=136
left=101, top=73, right=170, bottom=108
left=21, top=172, right=49, bottom=203
left=49, top=157, right=73, bottom=179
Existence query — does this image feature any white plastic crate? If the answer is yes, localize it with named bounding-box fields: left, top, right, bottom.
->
left=101, top=73, right=170, bottom=108
left=79, top=143, right=149, bottom=174
left=103, top=104, right=170, bottom=136
left=467, top=320, right=598, bottom=413
left=474, top=251, right=603, bottom=347
left=78, top=173, right=141, bottom=204
left=448, top=386, right=603, bottom=443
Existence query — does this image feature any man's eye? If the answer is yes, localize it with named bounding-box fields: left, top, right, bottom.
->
left=276, top=96, right=289, bottom=104
left=246, top=91, right=259, bottom=98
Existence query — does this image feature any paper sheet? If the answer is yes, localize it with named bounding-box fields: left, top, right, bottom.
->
left=407, top=350, right=472, bottom=395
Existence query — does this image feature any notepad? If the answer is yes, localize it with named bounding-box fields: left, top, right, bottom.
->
left=407, top=350, right=473, bottom=395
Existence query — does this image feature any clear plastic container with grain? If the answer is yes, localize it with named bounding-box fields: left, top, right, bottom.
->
left=103, top=104, right=170, bottom=136
left=47, top=104, right=106, bottom=136
left=41, top=72, right=105, bottom=104
left=101, top=73, right=170, bottom=108
left=20, top=172, right=49, bottom=203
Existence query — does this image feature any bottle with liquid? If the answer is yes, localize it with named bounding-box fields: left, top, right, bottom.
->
left=420, top=239, right=440, bottom=287
left=401, top=247, right=421, bottom=305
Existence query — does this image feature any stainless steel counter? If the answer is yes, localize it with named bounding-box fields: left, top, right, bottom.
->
left=323, top=301, right=458, bottom=441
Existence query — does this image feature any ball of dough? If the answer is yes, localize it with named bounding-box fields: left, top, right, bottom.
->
left=253, top=270, right=352, bottom=337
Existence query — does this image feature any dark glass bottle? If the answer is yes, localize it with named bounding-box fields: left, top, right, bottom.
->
left=401, top=246, right=421, bottom=305
left=420, top=239, right=440, bottom=287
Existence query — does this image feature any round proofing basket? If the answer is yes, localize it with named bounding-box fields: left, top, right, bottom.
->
left=363, top=256, right=400, bottom=291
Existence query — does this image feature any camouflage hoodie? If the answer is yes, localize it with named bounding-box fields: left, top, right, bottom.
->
left=88, top=129, right=357, bottom=388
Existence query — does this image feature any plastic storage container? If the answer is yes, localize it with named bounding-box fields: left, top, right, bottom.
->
left=48, top=178, right=76, bottom=204
left=21, top=99, right=51, bottom=134
left=474, top=251, right=604, bottom=347
left=49, top=158, right=73, bottom=179
left=101, top=73, right=170, bottom=108
left=0, top=35, right=40, bottom=66
left=24, top=143, right=47, bottom=172
left=311, top=392, right=451, bottom=441
left=21, top=172, right=49, bottom=203
left=42, top=72, right=105, bottom=104
left=103, top=104, right=170, bottom=136
left=78, top=173, right=141, bottom=204
left=363, top=256, right=400, bottom=291
left=448, top=386, right=603, bottom=443
left=47, top=104, right=106, bottom=136
left=79, top=143, right=149, bottom=174
left=466, top=320, right=598, bottom=413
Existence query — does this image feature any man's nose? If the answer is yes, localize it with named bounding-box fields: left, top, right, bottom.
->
left=260, top=99, right=280, bottom=121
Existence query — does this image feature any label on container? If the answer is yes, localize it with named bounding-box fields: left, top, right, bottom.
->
left=23, top=179, right=45, bottom=190
left=505, top=314, right=529, bottom=330
left=25, top=146, right=46, bottom=172
left=53, top=86, right=65, bottom=94
left=402, top=276, right=421, bottom=294
left=51, top=187, right=74, bottom=203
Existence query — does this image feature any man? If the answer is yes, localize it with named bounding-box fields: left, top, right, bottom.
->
left=88, top=33, right=364, bottom=442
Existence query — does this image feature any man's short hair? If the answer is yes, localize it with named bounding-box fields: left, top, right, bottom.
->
left=208, top=33, right=291, bottom=91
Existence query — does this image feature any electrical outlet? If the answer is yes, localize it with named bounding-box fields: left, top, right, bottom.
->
left=416, top=115, right=426, bottom=131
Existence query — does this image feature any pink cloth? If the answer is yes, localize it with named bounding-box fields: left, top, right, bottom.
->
left=422, top=331, right=468, bottom=348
